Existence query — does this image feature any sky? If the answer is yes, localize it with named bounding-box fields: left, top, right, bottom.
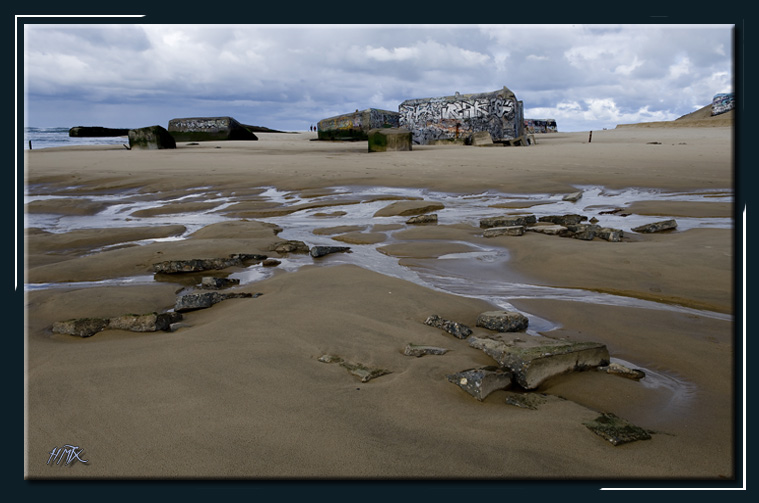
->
left=21, top=23, right=735, bottom=132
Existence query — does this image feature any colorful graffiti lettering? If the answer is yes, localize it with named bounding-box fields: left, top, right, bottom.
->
left=399, top=88, right=523, bottom=145
left=524, top=119, right=558, bottom=134
left=711, top=93, right=734, bottom=116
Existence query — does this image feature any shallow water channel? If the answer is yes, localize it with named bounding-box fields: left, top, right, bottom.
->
left=25, top=184, right=734, bottom=403
left=25, top=183, right=733, bottom=322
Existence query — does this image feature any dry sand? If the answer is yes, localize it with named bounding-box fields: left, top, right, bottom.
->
left=23, top=124, right=737, bottom=481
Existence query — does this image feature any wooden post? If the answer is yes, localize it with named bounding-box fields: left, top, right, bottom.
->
left=29, top=140, right=32, bottom=150
left=588, top=131, right=593, bottom=143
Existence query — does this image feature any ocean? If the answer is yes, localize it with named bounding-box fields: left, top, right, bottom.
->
left=23, top=127, right=129, bottom=150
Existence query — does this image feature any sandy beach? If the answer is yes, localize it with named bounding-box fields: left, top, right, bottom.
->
left=23, top=125, right=736, bottom=480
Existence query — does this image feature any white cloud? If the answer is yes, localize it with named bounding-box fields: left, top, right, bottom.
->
left=668, top=57, right=692, bottom=79
left=22, top=24, right=734, bottom=131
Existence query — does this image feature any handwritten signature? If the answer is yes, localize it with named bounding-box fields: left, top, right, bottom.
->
left=47, top=445, right=88, bottom=466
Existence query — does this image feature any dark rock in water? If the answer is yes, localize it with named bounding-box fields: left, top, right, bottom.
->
left=69, top=126, right=129, bottom=137
left=168, top=116, right=258, bottom=142
left=318, top=354, right=391, bottom=382
left=476, top=311, right=529, bottom=332
left=406, top=214, right=438, bottom=225
left=52, top=317, right=110, bottom=338
left=262, top=259, right=281, bottom=267
left=269, top=240, right=310, bottom=255
left=479, top=215, right=536, bottom=229
left=468, top=335, right=610, bottom=389
left=538, top=214, right=587, bottom=226
left=446, top=366, right=512, bottom=401
left=108, top=312, right=183, bottom=332
left=52, top=311, right=183, bottom=338
left=310, top=245, right=351, bottom=258
left=152, top=257, right=243, bottom=274
left=128, top=125, right=176, bottom=150
left=403, top=343, right=449, bottom=357
left=604, top=362, right=646, bottom=380
left=424, top=314, right=472, bottom=339
left=563, top=191, right=583, bottom=202
left=200, top=277, right=241, bottom=290
left=632, top=219, right=678, bottom=233
left=229, top=253, right=268, bottom=262
left=174, top=292, right=254, bottom=312
left=583, top=413, right=652, bottom=446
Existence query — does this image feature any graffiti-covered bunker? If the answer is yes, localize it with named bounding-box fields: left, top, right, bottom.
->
left=317, top=108, right=401, bottom=141
left=399, top=86, right=525, bottom=145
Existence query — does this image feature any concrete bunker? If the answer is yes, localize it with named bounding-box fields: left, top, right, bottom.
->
left=317, top=108, right=401, bottom=141
left=399, top=86, right=525, bottom=145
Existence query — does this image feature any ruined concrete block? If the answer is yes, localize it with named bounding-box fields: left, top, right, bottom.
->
left=447, top=366, right=513, bottom=401
left=632, top=219, right=678, bottom=233
left=128, top=125, right=176, bottom=150
left=368, top=128, right=412, bottom=152
left=470, top=131, right=494, bottom=146
left=468, top=336, right=610, bottom=389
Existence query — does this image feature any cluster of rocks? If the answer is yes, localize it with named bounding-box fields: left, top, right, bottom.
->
left=51, top=283, right=263, bottom=337
left=480, top=211, right=678, bottom=242
left=152, top=254, right=268, bottom=274
left=414, top=309, right=651, bottom=445
left=267, top=240, right=352, bottom=259
left=52, top=311, right=183, bottom=338
left=53, top=251, right=278, bottom=338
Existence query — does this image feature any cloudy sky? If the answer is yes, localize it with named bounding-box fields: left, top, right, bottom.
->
left=22, top=23, right=735, bottom=132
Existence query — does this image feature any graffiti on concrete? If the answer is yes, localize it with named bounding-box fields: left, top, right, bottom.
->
left=711, top=93, right=735, bottom=116
left=318, top=109, right=400, bottom=140
left=399, top=87, right=523, bottom=145
left=524, top=119, right=558, bottom=133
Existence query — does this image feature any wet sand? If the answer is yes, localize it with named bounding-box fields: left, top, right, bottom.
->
left=23, top=127, right=737, bottom=480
